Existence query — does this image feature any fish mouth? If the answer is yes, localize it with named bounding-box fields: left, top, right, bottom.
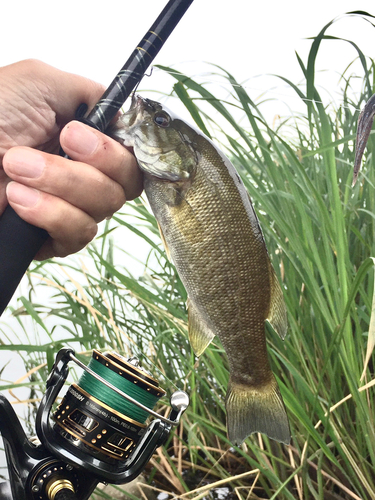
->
left=125, top=94, right=164, bottom=114
left=118, top=94, right=165, bottom=132
left=122, top=93, right=144, bottom=115
left=110, top=94, right=166, bottom=150
left=116, top=94, right=148, bottom=131
left=107, top=94, right=145, bottom=146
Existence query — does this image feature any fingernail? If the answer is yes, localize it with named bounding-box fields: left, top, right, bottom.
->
left=6, top=182, right=40, bottom=207
left=4, top=148, right=45, bottom=178
left=62, top=121, right=99, bottom=156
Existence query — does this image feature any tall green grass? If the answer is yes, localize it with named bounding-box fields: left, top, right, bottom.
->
left=1, top=11, right=375, bottom=500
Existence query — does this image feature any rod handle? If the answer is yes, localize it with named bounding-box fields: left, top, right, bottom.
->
left=0, top=205, right=48, bottom=315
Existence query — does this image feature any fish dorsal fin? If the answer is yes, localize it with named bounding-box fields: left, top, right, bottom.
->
left=267, top=267, right=288, bottom=340
left=187, top=297, right=216, bottom=357
left=157, top=221, right=172, bottom=262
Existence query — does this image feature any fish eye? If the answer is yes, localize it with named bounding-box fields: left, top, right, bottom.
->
left=154, top=112, right=170, bottom=128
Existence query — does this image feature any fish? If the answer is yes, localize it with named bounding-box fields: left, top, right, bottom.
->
left=109, top=95, right=291, bottom=445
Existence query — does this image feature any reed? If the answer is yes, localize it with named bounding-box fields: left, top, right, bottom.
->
left=1, top=11, right=375, bottom=500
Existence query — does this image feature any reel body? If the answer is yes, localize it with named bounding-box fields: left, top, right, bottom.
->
left=0, top=348, right=189, bottom=500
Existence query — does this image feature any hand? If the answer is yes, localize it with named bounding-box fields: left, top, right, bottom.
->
left=0, top=59, right=142, bottom=260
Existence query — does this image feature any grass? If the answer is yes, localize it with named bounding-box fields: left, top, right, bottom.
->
left=1, top=10, right=375, bottom=500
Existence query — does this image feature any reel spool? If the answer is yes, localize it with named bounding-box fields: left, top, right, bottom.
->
left=53, top=350, right=166, bottom=463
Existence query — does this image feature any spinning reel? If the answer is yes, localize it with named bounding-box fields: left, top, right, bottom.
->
left=0, top=348, right=189, bottom=500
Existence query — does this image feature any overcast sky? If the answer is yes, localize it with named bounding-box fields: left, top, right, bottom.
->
left=2, top=0, right=375, bottom=120
left=2, top=0, right=375, bottom=288
left=1, top=0, right=375, bottom=425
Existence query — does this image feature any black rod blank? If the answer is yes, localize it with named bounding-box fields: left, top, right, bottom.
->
left=86, top=0, right=194, bottom=132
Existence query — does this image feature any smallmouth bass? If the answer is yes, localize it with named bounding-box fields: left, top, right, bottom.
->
left=110, top=95, right=291, bottom=445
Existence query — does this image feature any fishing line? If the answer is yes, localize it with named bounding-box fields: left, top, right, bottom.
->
left=74, top=350, right=164, bottom=424
left=90, top=338, right=182, bottom=393
left=78, top=361, right=153, bottom=423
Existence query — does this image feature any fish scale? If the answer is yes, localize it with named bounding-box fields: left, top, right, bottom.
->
left=109, top=95, right=291, bottom=445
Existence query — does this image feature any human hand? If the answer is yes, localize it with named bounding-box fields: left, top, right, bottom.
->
left=0, top=59, right=142, bottom=260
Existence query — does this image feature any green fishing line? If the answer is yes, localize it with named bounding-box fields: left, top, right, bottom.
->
left=78, top=358, right=159, bottom=423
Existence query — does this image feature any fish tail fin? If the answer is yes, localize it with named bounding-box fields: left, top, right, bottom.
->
left=225, top=377, right=290, bottom=445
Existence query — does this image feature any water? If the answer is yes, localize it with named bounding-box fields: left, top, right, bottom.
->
left=156, top=487, right=233, bottom=500
left=157, top=494, right=169, bottom=500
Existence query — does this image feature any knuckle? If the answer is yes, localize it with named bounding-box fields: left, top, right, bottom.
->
left=52, top=218, right=98, bottom=258
left=16, top=59, right=51, bottom=84
left=110, top=185, right=126, bottom=212
left=99, top=182, right=125, bottom=219
left=17, top=58, right=44, bottom=72
left=82, top=219, right=98, bottom=244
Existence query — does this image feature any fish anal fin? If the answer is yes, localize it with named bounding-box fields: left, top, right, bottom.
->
left=225, top=377, right=291, bottom=445
left=267, top=266, right=288, bottom=340
left=187, top=297, right=215, bottom=357
left=157, top=221, right=172, bottom=261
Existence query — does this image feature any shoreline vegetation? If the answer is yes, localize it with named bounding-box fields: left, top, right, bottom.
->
left=1, top=12, right=375, bottom=500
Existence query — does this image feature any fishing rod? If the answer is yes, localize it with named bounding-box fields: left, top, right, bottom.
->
left=0, top=1, right=193, bottom=499
left=0, top=0, right=194, bottom=315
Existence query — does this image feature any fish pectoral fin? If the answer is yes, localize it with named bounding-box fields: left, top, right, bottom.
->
left=267, top=267, right=288, bottom=340
left=187, top=298, right=215, bottom=357
left=137, top=150, right=191, bottom=182
left=157, top=222, right=172, bottom=261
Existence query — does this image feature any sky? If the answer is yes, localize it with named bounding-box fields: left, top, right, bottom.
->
left=0, top=2, right=374, bottom=314
left=1, top=1, right=375, bottom=325
left=0, top=0, right=375, bottom=464
left=2, top=0, right=375, bottom=120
